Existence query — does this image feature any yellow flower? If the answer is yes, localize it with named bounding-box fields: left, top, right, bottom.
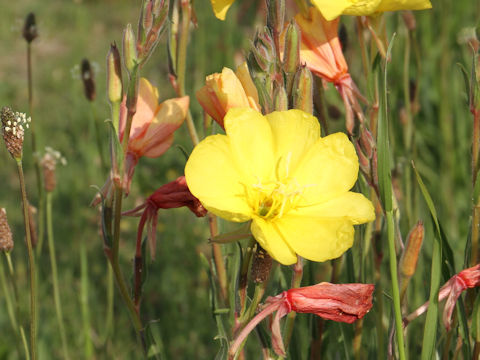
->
left=311, top=0, right=432, bottom=21
left=185, top=108, right=375, bottom=265
left=210, top=0, right=235, bottom=20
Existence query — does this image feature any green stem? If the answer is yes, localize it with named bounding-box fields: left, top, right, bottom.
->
left=103, top=265, right=114, bottom=343
left=16, top=159, right=36, bottom=360
left=46, top=192, right=70, bottom=359
left=209, top=214, right=228, bottom=304
left=239, top=281, right=267, bottom=327
left=80, top=236, right=93, bottom=358
left=27, top=41, right=44, bottom=259
left=471, top=107, right=480, bottom=266
left=177, top=1, right=199, bottom=145
left=0, top=255, right=20, bottom=351
left=4, top=253, right=30, bottom=359
left=109, top=68, right=147, bottom=353
left=281, top=258, right=304, bottom=355
left=238, top=237, right=256, bottom=312
left=386, top=209, right=406, bottom=360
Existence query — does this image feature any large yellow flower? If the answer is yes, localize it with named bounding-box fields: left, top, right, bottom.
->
left=312, top=0, right=432, bottom=21
left=185, top=108, right=375, bottom=265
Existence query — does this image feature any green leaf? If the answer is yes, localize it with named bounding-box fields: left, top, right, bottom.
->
left=412, top=163, right=442, bottom=360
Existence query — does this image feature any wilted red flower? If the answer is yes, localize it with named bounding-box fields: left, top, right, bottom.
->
left=123, top=176, right=207, bottom=257
left=405, top=263, right=480, bottom=331
left=295, top=8, right=365, bottom=133
left=119, top=78, right=189, bottom=194
left=229, top=282, right=374, bottom=358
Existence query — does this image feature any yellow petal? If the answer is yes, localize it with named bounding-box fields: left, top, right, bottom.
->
left=265, top=109, right=320, bottom=179
left=224, top=108, right=275, bottom=182
left=293, top=132, right=358, bottom=204
left=276, top=215, right=355, bottom=262
left=251, top=218, right=298, bottom=265
left=217, top=67, right=252, bottom=110
left=376, top=0, right=432, bottom=12
left=310, top=0, right=352, bottom=20
left=210, top=0, right=235, bottom=20
left=342, top=0, right=384, bottom=16
left=235, top=62, right=261, bottom=111
left=185, top=134, right=252, bottom=222
left=295, top=192, right=375, bottom=224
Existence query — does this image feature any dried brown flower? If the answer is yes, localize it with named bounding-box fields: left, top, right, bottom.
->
left=23, top=13, right=38, bottom=43
left=40, top=147, right=66, bottom=193
left=0, top=208, right=14, bottom=252
left=1, top=107, right=30, bottom=160
left=81, top=59, right=96, bottom=102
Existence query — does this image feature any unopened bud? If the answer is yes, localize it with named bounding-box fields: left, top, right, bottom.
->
left=0, top=208, right=14, bottom=252
left=81, top=59, right=96, bottom=101
left=23, top=13, right=38, bottom=43
left=401, top=11, right=417, bottom=31
left=123, top=24, right=138, bottom=74
left=142, top=0, right=154, bottom=34
left=292, top=66, right=313, bottom=114
left=137, top=0, right=169, bottom=64
left=400, top=221, right=424, bottom=277
left=2, top=107, right=29, bottom=160
left=359, top=126, right=375, bottom=159
left=251, top=244, right=272, bottom=284
left=355, top=141, right=370, bottom=179
left=283, top=20, right=300, bottom=75
left=251, top=28, right=276, bottom=73
left=266, top=0, right=285, bottom=37
left=107, top=43, right=123, bottom=104
left=273, top=84, right=288, bottom=111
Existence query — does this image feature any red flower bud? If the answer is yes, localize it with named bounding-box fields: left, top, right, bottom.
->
left=229, top=282, right=374, bottom=358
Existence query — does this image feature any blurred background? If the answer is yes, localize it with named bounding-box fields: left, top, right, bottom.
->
left=0, top=0, right=479, bottom=358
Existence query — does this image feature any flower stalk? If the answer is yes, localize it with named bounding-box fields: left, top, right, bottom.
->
left=280, top=257, right=303, bottom=356
left=16, top=159, right=37, bottom=360
left=46, top=191, right=70, bottom=359
left=177, top=0, right=199, bottom=145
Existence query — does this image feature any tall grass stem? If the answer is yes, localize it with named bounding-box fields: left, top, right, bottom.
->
left=80, top=237, right=93, bottom=357
left=16, top=159, right=36, bottom=360
left=46, top=192, right=70, bottom=359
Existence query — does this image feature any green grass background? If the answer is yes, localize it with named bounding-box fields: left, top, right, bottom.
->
left=0, top=0, right=479, bottom=358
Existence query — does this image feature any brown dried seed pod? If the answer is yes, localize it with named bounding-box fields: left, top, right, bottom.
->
left=2, top=107, right=28, bottom=160
left=81, top=59, right=96, bottom=102
left=0, top=208, right=14, bottom=252
left=23, top=13, right=38, bottom=43
left=41, top=153, right=57, bottom=192
left=251, top=244, right=272, bottom=284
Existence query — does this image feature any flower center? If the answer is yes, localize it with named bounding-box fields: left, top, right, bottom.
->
left=245, top=178, right=304, bottom=220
